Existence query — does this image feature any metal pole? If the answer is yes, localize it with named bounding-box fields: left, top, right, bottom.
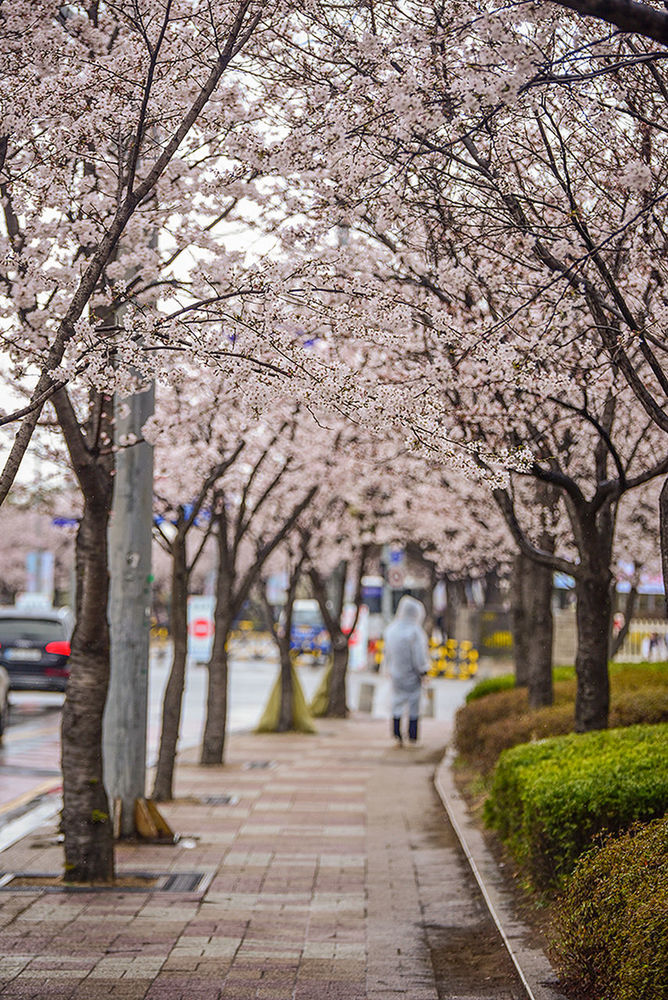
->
left=103, top=381, right=155, bottom=837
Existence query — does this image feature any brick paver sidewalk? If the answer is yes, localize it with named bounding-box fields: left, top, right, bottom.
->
left=0, top=716, right=522, bottom=1000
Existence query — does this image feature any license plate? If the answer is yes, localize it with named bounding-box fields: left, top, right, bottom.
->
left=6, top=648, right=41, bottom=661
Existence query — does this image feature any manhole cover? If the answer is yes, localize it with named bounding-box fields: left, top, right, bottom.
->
left=0, top=870, right=213, bottom=895
left=242, top=761, right=276, bottom=770
left=199, top=794, right=239, bottom=806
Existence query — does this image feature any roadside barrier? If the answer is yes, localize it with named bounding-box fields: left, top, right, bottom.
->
left=371, top=638, right=479, bottom=679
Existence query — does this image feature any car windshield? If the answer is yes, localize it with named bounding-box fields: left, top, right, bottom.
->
left=292, top=609, right=322, bottom=628
left=0, top=618, right=65, bottom=643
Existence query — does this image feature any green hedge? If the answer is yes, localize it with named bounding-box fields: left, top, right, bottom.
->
left=555, top=816, right=668, bottom=1000
left=484, top=724, right=668, bottom=889
left=464, top=665, right=576, bottom=703
left=455, top=663, right=668, bottom=772
left=465, top=674, right=516, bottom=702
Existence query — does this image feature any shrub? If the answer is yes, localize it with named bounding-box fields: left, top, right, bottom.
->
left=465, top=674, right=516, bottom=702
left=484, top=724, right=668, bottom=889
left=610, top=687, right=668, bottom=727
left=455, top=680, right=575, bottom=766
left=472, top=703, right=574, bottom=773
left=555, top=815, right=668, bottom=1000
left=455, top=662, right=668, bottom=771
left=464, top=665, right=576, bottom=704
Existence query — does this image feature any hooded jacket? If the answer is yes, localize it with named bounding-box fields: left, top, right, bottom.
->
left=383, top=595, right=429, bottom=693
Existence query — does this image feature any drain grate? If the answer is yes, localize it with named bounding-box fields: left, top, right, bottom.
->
left=199, top=794, right=239, bottom=806
left=0, top=870, right=213, bottom=895
left=160, top=872, right=211, bottom=893
left=242, top=760, right=276, bottom=770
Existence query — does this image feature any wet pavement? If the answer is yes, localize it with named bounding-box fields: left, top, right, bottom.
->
left=0, top=717, right=528, bottom=999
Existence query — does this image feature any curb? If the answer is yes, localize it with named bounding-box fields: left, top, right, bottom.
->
left=434, top=751, right=570, bottom=1000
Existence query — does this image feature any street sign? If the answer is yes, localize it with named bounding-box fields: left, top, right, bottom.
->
left=188, top=595, right=215, bottom=662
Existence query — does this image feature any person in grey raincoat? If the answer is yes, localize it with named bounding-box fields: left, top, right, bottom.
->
left=383, top=595, right=429, bottom=746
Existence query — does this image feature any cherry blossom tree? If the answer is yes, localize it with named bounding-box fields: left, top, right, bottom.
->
left=149, top=385, right=243, bottom=799
left=0, top=0, right=310, bottom=882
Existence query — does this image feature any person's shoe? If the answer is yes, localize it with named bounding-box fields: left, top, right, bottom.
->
left=407, top=739, right=421, bottom=749
left=392, top=737, right=404, bottom=748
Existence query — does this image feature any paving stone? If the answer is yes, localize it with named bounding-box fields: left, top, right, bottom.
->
left=0, top=718, right=531, bottom=1000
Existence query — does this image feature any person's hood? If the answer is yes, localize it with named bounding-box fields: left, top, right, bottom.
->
left=393, top=595, right=425, bottom=626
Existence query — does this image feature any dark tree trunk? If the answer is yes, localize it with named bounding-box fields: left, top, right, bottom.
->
left=152, top=530, right=188, bottom=801
left=61, top=493, right=115, bottom=882
left=201, top=529, right=234, bottom=765
left=421, top=562, right=437, bottom=636
left=660, top=478, right=668, bottom=619
left=574, top=570, right=611, bottom=732
left=484, top=567, right=501, bottom=607
left=309, top=566, right=349, bottom=718
left=444, top=577, right=462, bottom=641
left=511, top=553, right=531, bottom=687
left=328, top=641, right=349, bottom=717
left=527, top=558, right=554, bottom=708
left=277, top=638, right=294, bottom=732
left=201, top=614, right=230, bottom=765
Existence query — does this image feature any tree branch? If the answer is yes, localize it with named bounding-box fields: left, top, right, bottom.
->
left=547, top=0, right=668, bottom=47
left=493, top=487, right=580, bottom=577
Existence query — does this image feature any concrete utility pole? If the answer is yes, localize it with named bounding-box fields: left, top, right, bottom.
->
left=103, top=382, right=155, bottom=837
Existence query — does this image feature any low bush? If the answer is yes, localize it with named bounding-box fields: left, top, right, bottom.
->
left=465, top=674, right=516, bottom=702
left=464, top=665, right=576, bottom=704
left=470, top=703, right=574, bottom=773
left=555, top=815, right=668, bottom=1000
left=483, top=724, right=668, bottom=889
left=455, top=662, right=668, bottom=771
left=455, top=679, right=575, bottom=766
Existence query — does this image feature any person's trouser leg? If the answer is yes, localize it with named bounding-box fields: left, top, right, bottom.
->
left=391, top=689, right=405, bottom=744
left=407, top=687, right=421, bottom=743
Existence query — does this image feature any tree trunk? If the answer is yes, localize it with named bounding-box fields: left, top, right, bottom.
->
left=444, top=577, right=462, bottom=641
left=201, top=555, right=232, bottom=765
left=201, top=641, right=230, bottom=765
left=511, top=553, right=531, bottom=686
left=660, top=478, right=668, bottom=619
left=61, top=495, right=115, bottom=882
left=152, top=531, right=188, bottom=801
left=277, top=638, right=294, bottom=732
left=327, top=640, right=349, bottom=717
left=309, top=564, right=349, bottom=717
left=527, top=558, right=554, bottom=708
left=574, top=570, right=611, bottom=732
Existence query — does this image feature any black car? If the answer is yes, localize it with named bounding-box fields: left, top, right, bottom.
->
left=0, top=608, right=73, bottom=692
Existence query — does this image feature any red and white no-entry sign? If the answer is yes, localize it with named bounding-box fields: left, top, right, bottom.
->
left=190, top=618, right=214, bottom=639
left=187, top=595, right=216, bottom=662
